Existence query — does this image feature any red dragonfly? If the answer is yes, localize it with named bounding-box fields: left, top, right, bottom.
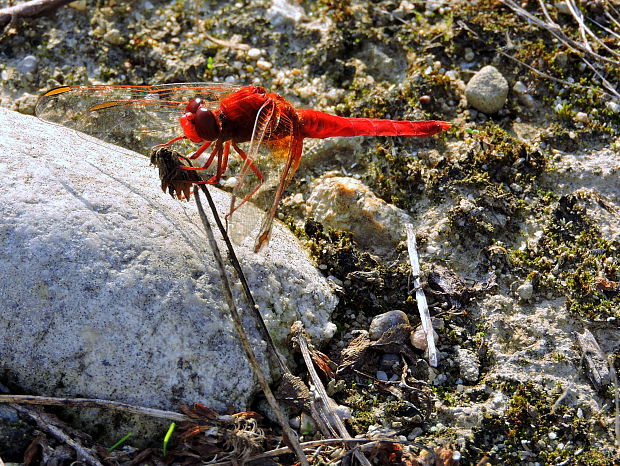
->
left=36, top=83, right=451, bottom=251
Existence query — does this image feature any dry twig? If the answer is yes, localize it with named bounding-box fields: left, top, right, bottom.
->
left=11, top=404, right=102, bottom=466
left=0, top=394, right=192, bottom=422
left=405, top=224, right=438, bottom=368
left=210, top=437, right=436, bottom=465
left=203, top=32, right=250, bottom=50
left=0, top=0, right=74, bottom=28
left=500, top=0, right=620, bottom=99
left=291, top=322, right=373, bottom=466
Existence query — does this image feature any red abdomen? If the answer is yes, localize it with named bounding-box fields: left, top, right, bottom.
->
left=298, top=109, right=451, bottom=139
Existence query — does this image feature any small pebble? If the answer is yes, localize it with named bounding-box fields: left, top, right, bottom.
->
left=464, top=48, right=475, bottom=62
left=256, top=59, right=273, bottom=70
left=519, top=93, right=537, bottom=108
left=69, top=0, right=87, bottom=10
left=419, top=95, right=431, bottom=105
left=247, top=48, right=262, bottom=60
left=606, top=101, right=620, bottom=113
left=555, top=1, right=571, bottom=15
left=465, top=65, right=509, bottom=114
left=103, top=28, right=125, bottom=45
left=457, top=348, right=480, bottom=383
left=410, top=325, right=438, bottom=350
left=289, top=416, right=300, bottom=429
left=17, top=55, right=37, bottom=74
left=574, top=112, right=589, bottom=123
left=513, top=81, right=528, bottom=94
left=516, top=281, right=534, bottom=301
left=376, top=370, right=388, bottom=381
left=368, top=310, right=409, bottom=341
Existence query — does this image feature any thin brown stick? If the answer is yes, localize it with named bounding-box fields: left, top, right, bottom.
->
left=12, top=404, right=103, bottom=466
left=0, top=394, right=191, bottom=422
left=0, top=0, right=74, bottom=27
left=196, top=180, right=290, bottom=375
left=193, top=186, right=309, bottom=466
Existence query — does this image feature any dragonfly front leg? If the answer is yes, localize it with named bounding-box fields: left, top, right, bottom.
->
left=191, top=140, right=231, bottom=185
left=153, top=135, right=186, bottom=149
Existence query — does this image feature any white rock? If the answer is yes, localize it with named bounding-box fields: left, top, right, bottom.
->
left=17, top=55, right=38, bottom=74
left=247, top=48, right=262, bottom=60
left=306, top=175, right=413, bottom=254
left=267, top=0, right=305, bottom=27
left=555, top=1, right=571, bottom=15
left=512, top=81, right=528, bottom=94
left=0, top=108, right=337, bottom=413
left=606, top=101, right=620, bottom=113
left=465, top=65, right=509, bottom=114
left=516, top=281, right=534, bottom=301
left=256, top=59, right=273, bottom=71
left=456, top=348, right=480, bottom=383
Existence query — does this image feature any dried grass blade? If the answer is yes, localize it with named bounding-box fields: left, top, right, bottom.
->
left=193, top=186, right=309, bottom=466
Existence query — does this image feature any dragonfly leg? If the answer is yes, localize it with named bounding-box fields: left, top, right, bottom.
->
left=180, top=140, right=218, bottom=171
left=188, top=140, right=213, bottom=160
left=225, top=142, right=266, bottom=220
left=154, top=135, right=186, bottom=149
left=192, top=140, right=231, bottom=184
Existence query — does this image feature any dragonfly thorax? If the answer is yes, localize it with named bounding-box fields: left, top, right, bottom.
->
left=180, top=98, right=221, bottom=143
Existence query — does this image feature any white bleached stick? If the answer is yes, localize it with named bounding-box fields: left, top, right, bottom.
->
left=405, top=224, right=438, bottom=367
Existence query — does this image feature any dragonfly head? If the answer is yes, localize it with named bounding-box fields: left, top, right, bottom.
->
left=181, top=98, right=221, bottom=143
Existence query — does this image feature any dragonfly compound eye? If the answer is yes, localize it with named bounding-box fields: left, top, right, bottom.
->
left=185, top=98, right=202, bottom=114
left=195, top=108, right=220, bottom=141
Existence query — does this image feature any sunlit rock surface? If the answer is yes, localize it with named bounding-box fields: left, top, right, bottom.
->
left=0, top=108, right=337, bottom=413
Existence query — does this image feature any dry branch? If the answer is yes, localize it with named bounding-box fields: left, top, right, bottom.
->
left=291, top=322, right=373, bottom=466
left=0, top=0, right=74, bottom=28
left=12, top=404, right=102, bottom=466
left=0, top=394, right=191, bottom=422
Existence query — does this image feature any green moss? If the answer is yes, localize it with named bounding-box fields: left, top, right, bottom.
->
left=465, top=382, right=614, bottom=464
left=340, top=380, right=430, bottom=435
left=303, top=220, right=418, bottom=318
left=510, top=192, right=620, bottom=320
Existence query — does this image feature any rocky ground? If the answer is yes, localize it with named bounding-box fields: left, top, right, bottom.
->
left=0, top=0, right=619, bottom=464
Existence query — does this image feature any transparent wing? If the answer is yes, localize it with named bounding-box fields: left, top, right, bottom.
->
left=227, top=103, right=303, bottom=251
left=35, top=83, right=243, bottom=154
left=254, top=128, right=303, bottom=251
left=230, top=99, right=277, bottom=213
